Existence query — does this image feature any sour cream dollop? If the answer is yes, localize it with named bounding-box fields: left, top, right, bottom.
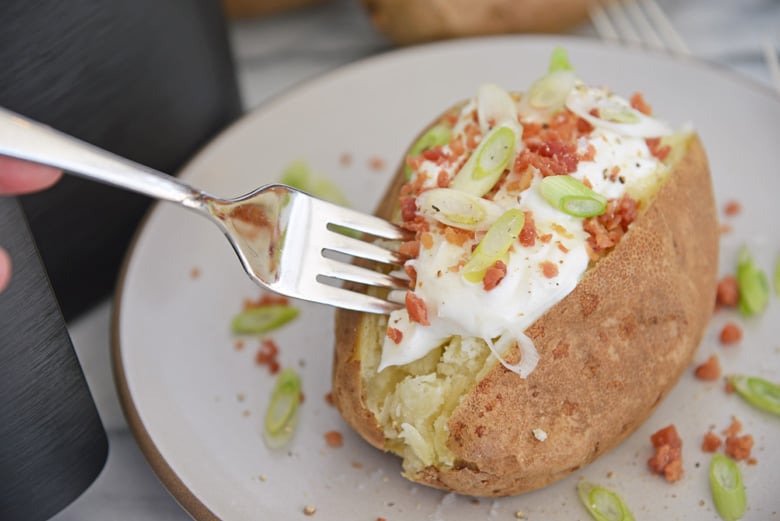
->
left=380, top=83, right=674, bottom=376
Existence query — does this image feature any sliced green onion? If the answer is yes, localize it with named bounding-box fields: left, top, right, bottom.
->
left=577, top=481, right=635, bottom=521
left=404, top=124, right=453, bottom=180
left=462, top=209, right=525, bottom=283
left=548, top=47, right=573, bottom=73
left=264, top=368, right=302, bottom=449
left=540, top=175, right=608, bottom=218
left=231, top=305, right=299, bottom=335
left=729, top=375, right=780, bottom=416
left=450, top=124, right=517, bottom=197
left=281, top=160, right=349, bottom=207
left=709, top=454, right=747, bottom=521
left=774, top=255, right=780, bottom=296
left=477, top=83, right=519, bottom=134
left=416, top=188, right=503, bottom=231
left=527, top=70, right=577, bottom=111
left=599, top=105, right=641, bottom=124
left=736, top=246, right=769, bottom=316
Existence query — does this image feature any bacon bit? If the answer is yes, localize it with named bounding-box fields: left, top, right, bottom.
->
left=725, top=434, right=754, bottom=461
left=581, top=176, right=594, bottom=189
left=420, top=232, right=434, bottom=250
left=720, top=322, right=742, bottom=345
left=405, top=291, right=430, bottom=325
left=551, top=222, right=574, bottom=239
left=557, top=242, right=570, bottom=254
left=324, top=430, right=343, bottom=448
left=540, top=261, right=559, bottom=279
left=648, top=425, right=683, bottom=482
left=234, top=340, right=245, bottom=351
left=516, top=138, right=579, bottom=177
left=368, top=156, right=386, bottom=171
left=255, top=339, right=281, bottom=374
left=399, top=196, right=417, bottom=222
left=449, top=135, right=466, bottom=158
left=339, top=152, right=352, bottom=167
left=694, top=355, right=721, bottom=381
left=722, top=417, right=742, bottom=438
left=747, top=457, right=758, bottom=465
left=539, top=233, right=553, bottom=243
left=444, top=227, right=471, bottom=246
left=630, top=92, right=653, bottom=115
left=646, top=137, right=671, bottom=161
left=448, top=260, right=464, bottom=272
left=399, top=240, right=420, bottom=258
left=578, top=143, right=597, bottom=162
left=299, top=391, right=305, bottom=404
left=437, top=170, right=450, bottom=188
left=387, top=327, right=403, bottom=344
left=464, top=123, right=482, bottom=149
left=244, top=293, right=289, bottom=310
left=719, top=223, right=733, bottom=235
left=404, top=264, right=417, bottom=287
left=190, top=267, right=201, bottom=279
left=324, top=392, right=335, bottom=406
left=483, top=260, right=507, bottom=291
left=724, top=379, right=735, bottom=394
left=716, top=276, right=739, bottom=308
left=583, top=195, right=639, bottom=255
left=519, top=211, right=537, bottom=247
left=702, top=432, right=722, bottom=452
left=352, top=461, right=363, bottom=469
left=404, top=157, right=425, bottom=180
left=608, top=165, right=621, bottom=181
left=723, top=200, right=741, bottom=217
left=505, top=170, right=534, bottom=193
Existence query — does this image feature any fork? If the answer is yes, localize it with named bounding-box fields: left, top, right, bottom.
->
left=589, top=0, right=690, bottom=55
left=0, top=107, right=408, bottom=314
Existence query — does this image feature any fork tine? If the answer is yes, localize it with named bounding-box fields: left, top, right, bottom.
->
left=604, top=0, right=642, bottom=45
left=306, top=282, right=402, bottom=313
left=321, top=229, right=406, bottom=266
left=589, top=2, right=620, bottom=40
left=624, top=0, right=666, bottom=49
left=640, top=0, right=690, bottom=55
left=312, top=198, right=408, bottom=240
left=319, top=257, right=409, bottom=290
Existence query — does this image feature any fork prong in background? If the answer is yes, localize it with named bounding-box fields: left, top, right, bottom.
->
left=762, top=36, right=780, bottom=95
left=605, top=0, right=643, bottom=45
left=589, top=2, right=621, bottom=41
left=640, top=0, right=690, bottom=55
left=624, top=0, right=665, bottom=49
left=322, top=229, right=406, bottom=266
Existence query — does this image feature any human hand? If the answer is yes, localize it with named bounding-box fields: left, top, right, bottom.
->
left=0, top=157, right=62, bottom=293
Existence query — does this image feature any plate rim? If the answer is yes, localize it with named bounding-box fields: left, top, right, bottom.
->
left=110, top=33, right=780, bottom=521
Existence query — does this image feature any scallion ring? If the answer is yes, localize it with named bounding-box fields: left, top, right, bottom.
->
left=404, top=124, right=452, bottom=180
left=540, top=175, right=608, bottom=218
left=577, top=481, right=635, bottom=521
left=450, top=123, right=518, bottom=197
left=264, top=368, right=302, bottom=449
left=709, top=454, right=747, bottom=521
left=462, top=209, right=525, bottom=283
left=231, top=305, right=300, bottom=335
left=728, top=375, right=780, bottom=416
left=736, top=246, right=769, bottom=316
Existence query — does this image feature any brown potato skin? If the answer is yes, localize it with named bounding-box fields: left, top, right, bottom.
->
left=333, top=109, right=719, bottom=497
left=360, top=0, right=592, bottom=45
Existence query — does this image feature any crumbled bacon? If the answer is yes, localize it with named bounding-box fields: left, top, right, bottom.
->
left=583, top=195, right=639, bottom=255
left=722, top=417, right=742, bottom=438
left=715, top=276, right=739, bottom=308
left=399, top=240, right=420, bottom=258
left=630, top=92, right=653, bottom=115
left=540, top=261, right=559, bottom=279
left=483, top=260, right=507, bottom=291
left=437, top=170, right=450, bottom=188
left=255, top=339, right=281, bottom=374
left=444, top=226, right=471, bottom=246
left=723, top=200, right=741, bottom=217
left=648, top=425, right=683, bottom=482
left=694, top=355, right=721, bottom=381
left=243, top=293, right=289, bottom=310
left=386, top=327, right=403, bottom=344
left=405, top=291, right=430, bottom=325
left=720, top=322, right=742, bottom=345
left=725, top=434, right=754, bottom=461
left=420, top=232, right=434, bottom=249
left=518, top=211, right=537, bottom=247
left=324, top=430, right=344, bottom=448
left=404, top=264, right=417, bottom=287
left=646, top=137, right=671, bottom=161
left=701, top=432, right=722, bottom=452
left=399, top=196, right=417, bottom=222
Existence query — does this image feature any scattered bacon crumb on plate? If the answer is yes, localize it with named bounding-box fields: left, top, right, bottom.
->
left=647, top=425, right=684, bottom=482
left=694, top=354, right=721, bottom=381
left=723, top=199, right=741, bottom=217
left=324, top=430, right=343, bottom=448
left=719, top=322, right=742, bottom=345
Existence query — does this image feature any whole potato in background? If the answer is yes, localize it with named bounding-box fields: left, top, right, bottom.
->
left=360, top=0, right=593, bottom=45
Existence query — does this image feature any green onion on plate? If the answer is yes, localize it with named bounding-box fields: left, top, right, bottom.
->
left=577, top=481, right=635, bottom=521
left=709, top=453, right=747, bottom=521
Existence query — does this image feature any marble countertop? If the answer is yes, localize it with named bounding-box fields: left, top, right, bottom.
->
left=54, top=0, right=778, bottom=519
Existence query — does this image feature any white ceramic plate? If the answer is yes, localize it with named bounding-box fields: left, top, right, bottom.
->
left=115, top=36, right=780, bottom=520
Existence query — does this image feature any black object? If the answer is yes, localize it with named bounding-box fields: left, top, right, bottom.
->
left=0, top=0, right=243, bottom=320
left=0, top=198, right=108, bottom=521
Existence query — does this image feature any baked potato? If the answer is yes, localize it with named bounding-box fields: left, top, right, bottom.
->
left=332, top=50, right=718, bottom=497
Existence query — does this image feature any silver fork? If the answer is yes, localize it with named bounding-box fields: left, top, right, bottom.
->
left=589, top=0, right=690, bottom=55
left=0, top=107, right=408, bottom=314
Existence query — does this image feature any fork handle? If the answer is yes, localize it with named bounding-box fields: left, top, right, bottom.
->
left=0, top=107, right=210, bottom=211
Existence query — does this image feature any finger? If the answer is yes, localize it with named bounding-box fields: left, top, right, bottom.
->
left=0, top=247, right=11, bottom=294
left=0, top=156, right=62, bottom=195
